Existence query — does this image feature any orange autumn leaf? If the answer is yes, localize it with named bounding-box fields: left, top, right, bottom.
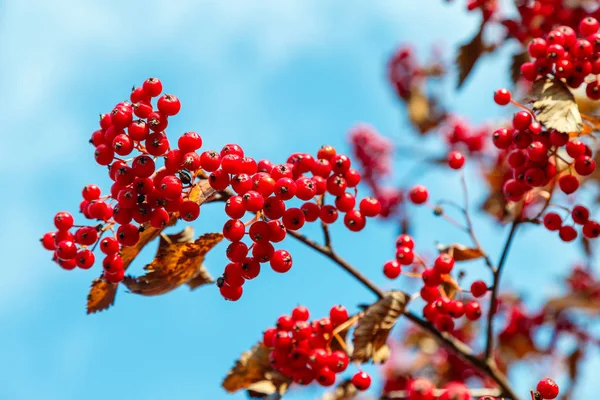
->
left=437, top=243, right=485, bottom=262
left=86, top=278, right=118, bottom=314
left=123, top=231, right=222, bottom=296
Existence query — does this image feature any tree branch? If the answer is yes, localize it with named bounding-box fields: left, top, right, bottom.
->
left=285, top=229, right=520, bottom=400
left=484, top=219, right=521, bottom=360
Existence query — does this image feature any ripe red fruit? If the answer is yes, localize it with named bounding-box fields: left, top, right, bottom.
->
left=558, top=175, right=579, bottom=195
left=56, top=240, right=77, bottom=260
left=54, top=212, right=74, bottom=231
left=220, top=284, right=243, bottom=301
left=583, top=220, right=600, bottom=238
left=527, top=141, right=547, bottom=162
left=316, top=366, right=336, bottom=387
left=329, top=305, right=349, bottom=326
left=434, top=254, right=454, bottom=274
left=157, top=94, right=181, bottom=116
left=559, top=225, right=577, bottom=242
left=359, top=196, right=381, bottom=217
left=178, top=131, right=202, bottom=152
left=471, top=280, right=487, bottom=297
left=240, top=258, right=260, bottom=280
left=513, top=111, right=533, bottom=130
left=223, top=219, right=245, bottom=242
left=566, top=139, right=586, bottom=158
left=572, top=205, right=590, bottom=225
left=200, top=150, right=221, bottom=172
left=580, top=17, right=600, bottom=37
left=344, top=210, right=366, bottom=232
left=142, top=77, right=163, bottom=97
left=292, top=306, right=310, bottom=322
left=320, top=205, right=338, bottom=224
left=102, top=254, right=124, bottom=273
left=383, top=260, right=401, bottom=279
left=396, top=246, right=414, bottom=265
left=75, top=249, right=95, bottom=269
left=242, top=191, right=265, bottom=212
left=536, top=378, right=559, bottom=399
left=574, top=155, right=596, bottom=176
left=104, top=268, right=125, bottom=283
left=180, top=201, right=200, bottom=222
left=226, top=241, right=249, bottom=262
left=351, top=371, right=371, bottom=391
left=41, top=232, right=57, bottom=250
left=283, top=208, right=306, bottom=230
left=409, top=185, right=428, bottom=205
left=335, top=193, right=356, bottom=213
left=270, top=250, right=293, bottom=273
left=447, top=151, right=465, bottom=170
left=82, top=184, right=101, bottom=201
left=543, top=212, right=562, bottom=231
left=493, top=88, right=511, bottom=105
left=465, top=301, right=481, bottom=320
left=253, top=242, right=275, bottom=263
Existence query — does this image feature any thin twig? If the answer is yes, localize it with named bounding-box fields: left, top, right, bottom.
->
left=484, top=220, right=521, bottom=360
left=321, top=222, right=332, bottom=248
left=286, top=230, right=385, bottom=298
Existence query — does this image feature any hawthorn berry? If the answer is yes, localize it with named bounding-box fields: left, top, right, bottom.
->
left=351, top=371, right=371, bottom=391
left=536, top=378, right=559, bottom=399
left=493, top=88, right=511, bottom=105
left=471, top=280, right=488, bottom=297
left=270, top=250, right=293, bottom=273
left=409, top=185, right=428, bottom=205
left=447, top=151, right=465, bottom=170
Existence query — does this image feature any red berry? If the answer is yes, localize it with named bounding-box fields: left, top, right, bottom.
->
left=262, top=328, right=277, bottom=347
left=295, top=177, right=317, bottom=201
left=240, top=257, right=261, bottom=280
left=527, top=141, right=548, bottom=162
left=583, top=220, right=600, bottom=238
left=465, top=301, right=481, bottom=320
left=292, top=306, right=310, bottom=322
left=226, top=241, right=248, bottom=262
left=344, top=209, right=366, bottom=232
left=180, top=201, right=200, bottom=221
left=102, top=253, right=124, bottom=273
left=536, top=378, right=559, bottom=399
left=104, top=268, right=125, bottom=283
left=566, top=140, right=586, bottom=158
left=157, top=94, right=181, bottom=116
left=329, top=305, right=349, bottom=326
left=335, top=193, right=356, bottom=213
left=493, top=88, right=511, bottom=105
left=200, top=150, right=221, bottom=172
left=223, top=219, right=245, bottom=242
left=242, top=191, right=265, bottom=212
left=225, top=196, right=245, bottom=219
left=249, top=221, right=271, bottom=243
left=359, top=196, right=381, bottom=217
left=447, top=151, right=465, bottom=170
left=224, top=262, right=245, bottom=287
left=471, top=280, right=487, bottom=297
left=572, top=205, right=590, bottom=225
left=142, top=77, right=162, bottom=97
left=319, top=205, right=338, bottom=224
left=409, top=185, right=428, bottom=205
left=574, top=155, right=596, bottom=176
left=41, top=232, right=57, bottom=250
left=383, top=260, right=401, bottom=279
left=117, top=223, right=141, bottom=246
left=543, top=212, right=562, bottom=231
left=54, top=212, right=74, bottom=231
left=220, top=284, right=243, bottom=301
left=82, top=184, right=101, bottom=201
left=282, top=208, right=305, bottom=230
left=178, top=131, right=202, bottom=152
left=56, top=240, right=77, bottom=260
left=434, top=253, right=454, bottom=274
left=559, top=225, right=577, bottom=242
left=75, top=249, right=95, bottom=269
left=270, top=249, right=293, bottom=273
left=580, top=17, right=600, bottom=37
left=396, top=246, right=414, bottom=266
left=316, top=366, right=336, bottom=387
left=408, top=378, right=435, bottom=400
left=558, top=175, right=579, bottom=195
left=351, top=371, right=371, bottom=391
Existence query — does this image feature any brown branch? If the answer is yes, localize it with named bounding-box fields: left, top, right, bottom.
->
left=285, top=230, right=520, bottom=400
left=484, top=219, right=521, bottom=360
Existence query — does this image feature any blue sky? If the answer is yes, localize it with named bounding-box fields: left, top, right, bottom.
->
left=1, top=1, right=597, bottom=399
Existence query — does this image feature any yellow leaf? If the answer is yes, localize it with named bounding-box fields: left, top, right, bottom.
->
left=407, top=90, right=446, bottom=134
left=123, top=231, right=222, bottom=296
left=532, top=78, right=583, bottom=134
left=351, top=291, right=409, bottom=363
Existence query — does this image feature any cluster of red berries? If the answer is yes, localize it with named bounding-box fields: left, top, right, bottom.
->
left=349, top=124, right=392, bottom=184
left=387, top=46, right=420, bottom=100
left=492, top=90, right=596, bottom=202
left=542, top=204, right=600, bottom=242
left=262, top=305, right=371, bottom=390
left=502, top=1, right=599, bottom=46
left=213, top=144, right=381, bottom=301
left=41, top=78, right=209, bottom=282
left=443, top=117, right=487, bottom=154
left=382, top=234, right=486, bottom=332
left=519, top=17, right=600, bottom=96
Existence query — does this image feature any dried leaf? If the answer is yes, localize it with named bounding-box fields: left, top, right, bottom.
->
left=440, top=275, right=458, bottom=300
left=351, top=291, right=409, bottom=363
left=84, top=179, right=215, bottom=313
left=222, top=343, right=290, bottom=395
left=407, top=90, right=446, bottom=134
left=86, top=278, right=117, bottom=314
left=437, top=243, right=485, bottom=261
left=330, top=326, right=350, bottom=353
left=544, top=292, right=600, bottom=315
left=510, top=51, right=529, bottom=84
left=320, top=379, right=358, bottom=400
left=187, top=178, right=217, bottom=204
left=456, top=28, right=484, bottom=88
left=532, top=78, right=583, bottom=134
left=123, top=232, right=222, bottom=296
